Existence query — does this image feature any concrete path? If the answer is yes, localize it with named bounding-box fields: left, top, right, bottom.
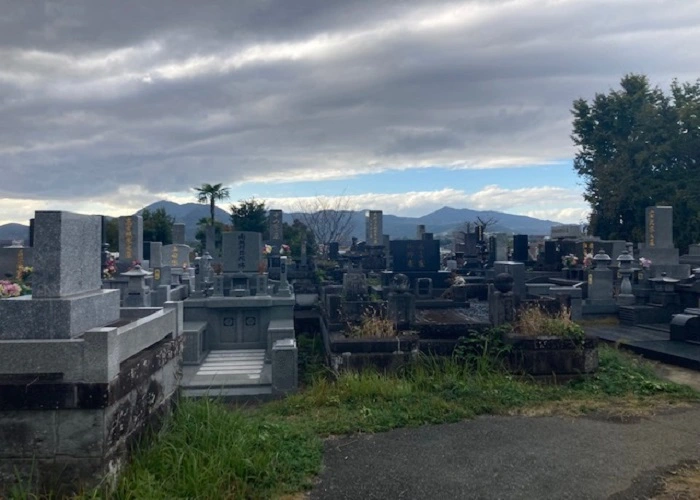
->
left=310, top=406, right=700, bottom=499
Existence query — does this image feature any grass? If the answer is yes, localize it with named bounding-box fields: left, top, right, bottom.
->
left=15, top=345, right=700, bottom=499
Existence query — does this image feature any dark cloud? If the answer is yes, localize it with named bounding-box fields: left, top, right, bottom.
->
left=1, top=0, right=699, bottom=203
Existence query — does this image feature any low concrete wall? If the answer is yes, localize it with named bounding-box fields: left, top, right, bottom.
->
left=0, top=304, right=184, bottom=495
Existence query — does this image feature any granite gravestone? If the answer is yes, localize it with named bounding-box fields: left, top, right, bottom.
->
left=222, top=231, right=263, bottom=273
left=464, top=232, right=479, bottom=258
left=118, top=215, right=143, bottom=264
left=366, top=210, right=383, bottom=247
left=162, top=244, right=192, bottom=268
left=417, top=225, right=426, bottom=239
left=390, top=240, right=440, bottom=272
left=269, top=210, right=284, bottom=243
left=0, top=211, right=120, bottom=339
left=513, top=235, right=528, bottom=262
left=172, top=223, right=186, bottom=245
left=544, top=240, right=558, bottom=265
left=639, top=206, right=689, bottom=278
left=495, top=234, right=508, bottom=261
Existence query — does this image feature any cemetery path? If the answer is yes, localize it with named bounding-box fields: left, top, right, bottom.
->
left=309, top=405, right=700, bottom=500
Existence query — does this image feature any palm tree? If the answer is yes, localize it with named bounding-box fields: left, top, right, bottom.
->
left=194, top=183, right=230, bottom=226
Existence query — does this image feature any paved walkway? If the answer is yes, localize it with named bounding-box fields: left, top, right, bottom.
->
left=310, top=406, right=700, bottom=499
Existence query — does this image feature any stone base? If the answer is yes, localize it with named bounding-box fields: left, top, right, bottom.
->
left=639, top=246, right=679, bottom=266
left=0, top=289, right=120, bottom=340
left=0, top=336, right=182, bottom=496
left=583, top=301, right=619, bottom=315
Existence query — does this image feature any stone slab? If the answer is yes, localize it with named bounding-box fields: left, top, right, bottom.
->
left=0, top=289, right=120, bottom=340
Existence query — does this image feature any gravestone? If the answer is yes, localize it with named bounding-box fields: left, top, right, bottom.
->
left=390, top=240, right=440, bottom=272
left=118, top=215, right=143, bottom=265
left=513, top=235, right=528, bottom=262
left=29, top=218, right=34, bottom=247
left=551, top=224, right=583, bottom=239
left=269, top=209, right=284, bottom=243
left=417, top=225, right=426, bottom=239
left=0, top=246, right=32, bottom=280
left=222, top=231, right=263, bottom=273
left=0, top=211, right=120, bottom=339
left=172, top=223, right=186, bottom=245
left=162, top=244, right=192, bottom=268
left=366, top=210, right=383, bottom=246
left=329, top=242, right=340, bottom=260
left=544, top=240, right=558, bottom=265
left=639, top=205, right=689, bottom=278
left=464, top=232, right=479, bottom=258
left=495, top=234, right=508, bottom=261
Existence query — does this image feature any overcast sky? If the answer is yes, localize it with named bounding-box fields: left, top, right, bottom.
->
left=2, top=0, right=699, bottom=226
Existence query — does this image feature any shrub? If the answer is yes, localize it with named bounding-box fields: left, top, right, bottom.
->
left=515, top=305, right=585, bottom=341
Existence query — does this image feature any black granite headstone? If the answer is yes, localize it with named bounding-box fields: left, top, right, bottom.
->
left=390, top=239, right=440, bottom=272
left=29, top=218, right=35, bottom=247
left=513, top=234, right=528, bottom=262
left=544, top=241, right=558, bottom=265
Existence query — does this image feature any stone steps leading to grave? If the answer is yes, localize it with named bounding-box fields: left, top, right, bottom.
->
left=181, top=349, right=273, bottom=400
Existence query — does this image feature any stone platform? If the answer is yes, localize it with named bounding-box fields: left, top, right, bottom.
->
left=586, top=323, right=700, bottom=370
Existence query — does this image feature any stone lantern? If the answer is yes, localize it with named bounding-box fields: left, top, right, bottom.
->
left=121, top=264, right=152, bottom=307
left=592, top=249, right=611, bottom=269
left=616, top=250, right=635, bottom=306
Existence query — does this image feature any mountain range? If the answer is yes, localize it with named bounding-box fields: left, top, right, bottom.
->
left=0, top=201, right=562, bottom=243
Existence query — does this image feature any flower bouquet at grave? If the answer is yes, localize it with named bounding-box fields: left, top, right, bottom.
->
left=127, top=260, right=141, bottom=271
left=582, top=253, right=594, bottom=270
left=0, top=280, right=22, bottom=298
left=262, top=244, right=273, bottom=256
left=279, top=244, right=291, bottom=256
left=639, top=257, right=652, bottom=269
left=103, top=258, right=117, bottom=279
left=561, top=254, right=579, bottom=268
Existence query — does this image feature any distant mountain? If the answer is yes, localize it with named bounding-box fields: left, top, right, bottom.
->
left=0, top=223, right=29, bottom=244
left=285, top=205, right=560, bottom=240
left=0, top=203, right=561, bottom=247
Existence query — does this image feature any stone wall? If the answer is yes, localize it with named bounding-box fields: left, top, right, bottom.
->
left=0, top=335, right=183, bottom=495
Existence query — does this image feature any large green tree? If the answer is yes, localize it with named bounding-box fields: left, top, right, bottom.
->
left=230, top=198, right=267, bottom=234
left=572, top=74, right=700, bottom=251
left=142, top=208, right=174, bottom=244
left=194, top=183, right=230, bottom=226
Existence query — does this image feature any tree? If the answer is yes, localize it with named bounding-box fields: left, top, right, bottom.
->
left=230, top=198, right=267, bottom=233
left=194, top=183, right=230, bottom=226
left=105, top=218, right=119, bottom=252
left=295, top=195, right=355, bottom=255
left=572, top=74, right=700, bottom=251
left=141, top=208, right=174, bottom=244
left=283, top=219, right=316, bottom=257
left=195, top=217, right=231, bottom=253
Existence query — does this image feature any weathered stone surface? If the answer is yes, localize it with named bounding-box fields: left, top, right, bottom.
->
left=222, top=231, right=262, bottom=273
left=33, top=211, right=103, bottom=298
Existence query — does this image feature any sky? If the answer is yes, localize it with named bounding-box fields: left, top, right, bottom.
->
left=1, top=0, right=700, bottom=226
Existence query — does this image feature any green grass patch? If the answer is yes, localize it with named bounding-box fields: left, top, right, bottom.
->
left=66, top=346, right=700, bottom=499
left=113, top=398, right=322, bottom=500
